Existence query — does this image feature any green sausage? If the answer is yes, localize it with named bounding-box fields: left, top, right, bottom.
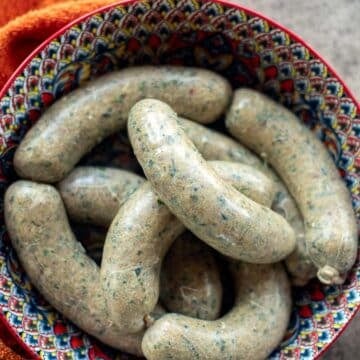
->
left=14, top=66, right=232, bottom=183
left=226, top=88, right=358, bottom=284
left=101, top=158, right=279, bottom=334
left=128, top=99, right=295, bottom=263
left=160, top=232, right=222, bottom=320
left=142, top=262, right=292, bottom=360
left=58, top=166, right=144, bottom=227
left=179, top=117, right=317, bottom=286
left=4, top=180, right=163, bottom=355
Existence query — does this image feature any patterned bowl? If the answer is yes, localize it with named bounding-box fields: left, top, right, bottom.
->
left=0, top=1, right=359, bottom=359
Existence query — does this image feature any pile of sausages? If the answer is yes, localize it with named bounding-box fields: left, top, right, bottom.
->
left=5, top=66, right=358, bottom=359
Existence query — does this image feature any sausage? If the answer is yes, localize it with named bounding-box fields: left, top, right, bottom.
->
left=101, top=159, right=279, bottom=334
left=58, top=166, right=144, bottom=226
left=14, top=66, right=232, bottom=183
left=63, top=163, right=271, bottom=321
left=74, top=230, right=223, bottom=325
left=284, top=231, right=318, bottom=287
left=75, top=225, right=223, bottom=323
left=208, top=160, right=275, bottom=207
left=108, top=303, right=166, bottom=357
left=179, top=118, right=316, bottom=285
left=160, top=232, right=222, bottom=320
left=4, top=180, right=164, bottom=355
left=142, top=262, right=292, bottom=360
left=128, top=99, right=296, bottom=263
left=179, top=117, right=297, bottom=215
left=60, top=161, right=274, bottom=228
left=101, top=182, right=184, bottom=334
left=226, top=88, right=358, bottom=284
left=179, top=117, right=262, bottom=168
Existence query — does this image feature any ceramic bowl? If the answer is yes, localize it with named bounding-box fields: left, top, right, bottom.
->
left=0, top=1, right=359, bottom=359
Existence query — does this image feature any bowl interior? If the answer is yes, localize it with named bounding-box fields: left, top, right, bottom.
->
left=0, top=1, right=359, bottom=359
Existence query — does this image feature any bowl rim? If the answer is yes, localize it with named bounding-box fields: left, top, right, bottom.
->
left=0, top=0, right=359, bottom=359
left=1, top=0, right=359, bottom=107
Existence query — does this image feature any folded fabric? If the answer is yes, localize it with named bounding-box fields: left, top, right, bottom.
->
left=0, top=0, right=117, bottom=90
left=0, top=339, right=22, bottom=360
left=0, top=319, right=24, bottom=359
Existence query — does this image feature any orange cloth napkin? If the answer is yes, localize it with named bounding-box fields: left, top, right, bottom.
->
left=0, top=339, right=22, bottom=360
left=0, top=318, right=26, bottom=359
left=0, top=1, right=117, bottom=358
left=0, top=0, right=118, bottom=91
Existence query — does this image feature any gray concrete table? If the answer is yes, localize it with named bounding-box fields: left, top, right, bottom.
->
left=232, top=1, right=359, bottom=359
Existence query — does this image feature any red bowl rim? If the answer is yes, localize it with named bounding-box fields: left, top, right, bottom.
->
left=1, top=0, right=359, bottom=107
left=0, top=1, right=359, bottom=359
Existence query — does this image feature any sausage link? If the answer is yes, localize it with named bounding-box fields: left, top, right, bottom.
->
left=128, top=99, right=296, bottom=263
left=226, top=89, right=358, bottom=284
left=4, top=180, right=164, bottom=355
left=209, top=160, right=275, bottom=207
left=101, top=182, right=184, bottom=333
left=80, top=227, right=223, bottom=324
left=101, top=159, right=280, bottom=333
left=160, top=231, right=222, bottom=320
left=60, top=160, right=275, bottom=228
left=142, top=262, right=292, bottom=360
left=14, top=66, right=232, bottom=183
left=58, top=166, right=144, bottom=226
left=179, top=118, right=316, bottom=285
left=75, top=225, right=224, bottom=322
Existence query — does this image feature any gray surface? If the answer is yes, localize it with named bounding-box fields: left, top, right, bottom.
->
left=231, top=0, right=359, bottom=359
